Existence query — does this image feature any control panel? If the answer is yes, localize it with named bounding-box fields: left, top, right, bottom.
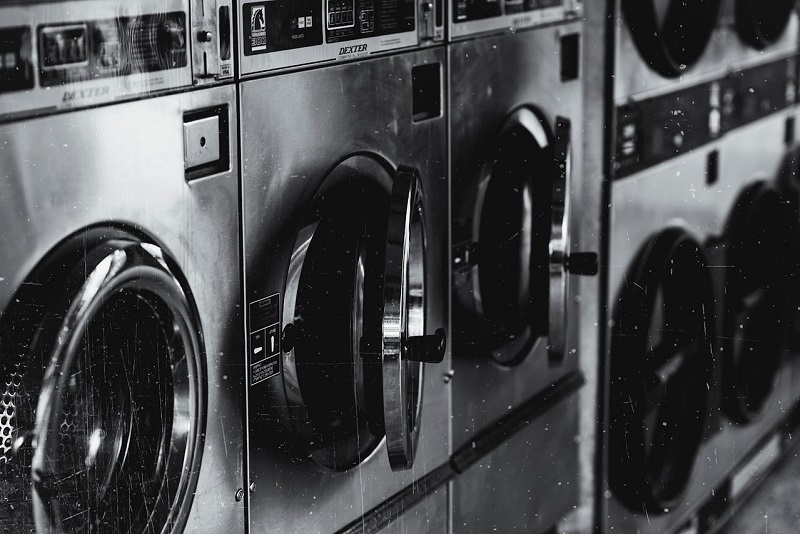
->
left=449, top=0, right=580, bottom=40
left=613, top=55, right=798, bottom=179
left=238, top=0, right=440, bottom=76
left=0, top=0, right=234, bottom=121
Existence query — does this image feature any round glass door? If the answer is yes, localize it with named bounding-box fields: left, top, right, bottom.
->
left=281, top=155, right=443, bottom=472
left=609, top=228, right=715, bottom=513
left=0, top=229, right=204, bottom=533
left=455, top=107, right=556, bottom=365
left=736, top=0, right=794, bottom=49
left=723, top=181, right=796, bottom=423
left=622, top=0, right=722, bottom=77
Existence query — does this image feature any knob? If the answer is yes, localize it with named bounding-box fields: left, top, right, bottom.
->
left=566, top=252, right=599, bottom=276
left=407, top=328, right=446, bottom=363
left=198, top=30, right=213, bottom=43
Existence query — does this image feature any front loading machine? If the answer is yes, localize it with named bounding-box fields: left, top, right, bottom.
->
left=241, top=47, right=449, bottom=533
left=0, top=84, right=243, bottom=532
left=601, top=0, right=800, bottom=531
left=448, top=19, right=597, bottom=533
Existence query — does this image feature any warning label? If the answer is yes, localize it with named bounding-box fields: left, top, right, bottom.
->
left=249, top=294, right=281, bottom=386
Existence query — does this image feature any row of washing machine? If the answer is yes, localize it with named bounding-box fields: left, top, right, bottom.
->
left=0, top=0, right=798, bottom=533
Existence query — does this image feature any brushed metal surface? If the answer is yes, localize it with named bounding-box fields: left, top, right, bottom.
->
left=240, top=47, right=449, bottom=533
left=451, top=392, right=580, bottom=533
left=0, top=85, right=244, bottom=533
left=604, top=110, right=796, bottom=533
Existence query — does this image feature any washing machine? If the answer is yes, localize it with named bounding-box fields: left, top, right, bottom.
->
left=240, top=46, right=449, bottom=533
left=448, top=11, right=598, bottom=530
left=600, top=0, right=800, bottom=532
left=0, top=2, right=243, bottom=532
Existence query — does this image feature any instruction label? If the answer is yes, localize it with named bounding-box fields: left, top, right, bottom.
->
left=249, top=294, right=281, bottom=386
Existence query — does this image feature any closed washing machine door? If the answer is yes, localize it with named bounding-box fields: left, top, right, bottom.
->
left=0, top=228, right=204, bottom=533
left=723, top=181, right=797, bottom=423
left=280, top=154, right=445, bottom=472
left=453, top=107, right=596, bottom=365
left=622, top=0, right=722, bottom=77
left=609, top=228, right=715, bottom=514
left=735, top=0, right=795, bottom=49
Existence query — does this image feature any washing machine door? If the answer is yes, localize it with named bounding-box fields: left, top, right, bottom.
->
left=282, top=155, right=444, bottom=472
left=609, top=228, right=715, bottom=513
left=454, top=108, right=595, bottom=365
left=736, top=0, right=795, bottom=49
left=723, top=181, right=796, bottom=423
left=0, top=230, right=204, bottom=533
left=622, top=0, right=722, bottom=78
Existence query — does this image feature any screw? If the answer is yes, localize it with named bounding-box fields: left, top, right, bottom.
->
left=235, top=488, right=245, bottom=502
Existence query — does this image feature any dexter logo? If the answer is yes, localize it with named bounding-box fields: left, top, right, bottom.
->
left=62, top=86, right=110, bottom=102
left=339, top=44, right=367, bottom=55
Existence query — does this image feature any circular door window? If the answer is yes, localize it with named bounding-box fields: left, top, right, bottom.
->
left=736, top=0, right=794, bottom=50
left=609, top=228, right=715, bottom=513
left=0, top=228, right=204, bottom=533
left=281, top=154, right=444, bottom=472
left=454, top=107, right=558, bottom=365
left=622, top=0, right=722, bottom=78
left=723, top=181, right=796, bottom=423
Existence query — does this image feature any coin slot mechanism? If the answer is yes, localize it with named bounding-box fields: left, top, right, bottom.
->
left=184, top=105, right=230, bottom=181
left=411, top=62, right=441, bottom=122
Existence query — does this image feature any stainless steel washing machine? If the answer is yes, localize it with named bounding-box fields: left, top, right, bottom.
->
left=0, top=2, right=243, bottom=532
left=240, top=47, right=449, bottom=533
left=600, top=1, right=800, bottom=531
left=0, top=84, right=243, bottom=534
left=448, top=17, right=597, bottom=532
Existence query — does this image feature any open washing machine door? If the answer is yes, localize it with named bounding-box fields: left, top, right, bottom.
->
left=0, top=228, right=204, bottom=533
left=722, top=180, right=797, bottom=424
left=735, top=0, right=795, bottom=49
left=609, top=227, right=715, bottom=514
left=280, top=154, right=445, bottom=472
left=622, top=0, right=722, bottom=77
left=453, top=108, right=596, bottom=366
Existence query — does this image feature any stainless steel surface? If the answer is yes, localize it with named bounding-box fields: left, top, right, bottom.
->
left=451, top=392, right=579, bottom=532
left=241, top=47, right=448, bottom=533
left=449, top=22, right=583, bottom=532
left=604, top=110, right=796, bottom=533
left=0, top=85, right=244, bottom=533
